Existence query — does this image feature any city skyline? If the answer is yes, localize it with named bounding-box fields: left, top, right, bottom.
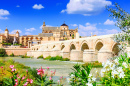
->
left=0, top=0, right=129, bottom=36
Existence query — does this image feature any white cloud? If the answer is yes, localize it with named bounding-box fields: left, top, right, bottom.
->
left=70, top=24, right=78, bottom=27
left=25, top=28, right=36, bottom=32
left=104, top=19, right=115, bottom=25
left=33, top=4, right=44, bottom=10
left=0, top=16, right=8, bottom=20
left=16, top=5, right=20, bottom=7
left=40, top=25, right=43, bottom=29
left=0, top=29, right=4, bottom=33
left=25, top=32, right=31, bottom=35
left=0, top=9, right=10, bottom=15
left=78, top=22, right=119, bottom=36
left=0, top=9, right=10, bottom=20
left=10, top=30, right=22, bottom=34
left=61, top=0, right=112, bottom=16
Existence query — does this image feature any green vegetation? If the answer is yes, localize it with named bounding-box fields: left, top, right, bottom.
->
left=0, top=48, right=7, bottom=57
left=44, top=55, right=70, bottom=61
left=10, top=53, right=15, bottom=57
left=82, top=61, right=103, bottom=68
left=37, top=55, right=43, bottom=59
left=72, top=34, right=74, bottom=39
left=21, top=55, right=31, bottom=58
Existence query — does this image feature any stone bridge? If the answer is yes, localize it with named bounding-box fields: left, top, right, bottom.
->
left=27, top=34, right=119, bottom=62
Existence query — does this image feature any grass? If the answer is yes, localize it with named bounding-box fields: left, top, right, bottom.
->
left=82, top=61, right=103, bottom=68
left=44, top=55, right=70, bottom=61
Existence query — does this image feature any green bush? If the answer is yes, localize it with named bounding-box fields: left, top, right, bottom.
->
left=61, top=58, right=70, bottom=61
left=21, top=55, right=30, bottom=58
left=83, top=61, right=102, bottom=68
left=10, top=53, right=15, bottom=57
left=37, top=55, right=43, bottom=59
left=44, top=56, right=51, bottom=60
left=0, top=48, right=6, bottom=57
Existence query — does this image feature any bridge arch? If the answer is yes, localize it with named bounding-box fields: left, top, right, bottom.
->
left=80, top=40, right=89, bottom=51
left=111, top=43, right=119, bottom=57
left=95, top=39, right=104, bottom=59
left=61, top=43, right=65, bottom=50
left=70, top=42, right=76, bottom=51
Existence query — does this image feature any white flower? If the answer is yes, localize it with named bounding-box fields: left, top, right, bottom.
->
left=114, top=58, right=119, bottom=65
left=122, top=62, right=128, bottom=68
left=92, top=77, right=96, bottom=82
left=67, top=78, right=70, bottom=82
left=70, top=74, right=74, bottom=78
left=86, top=82, right=93, bottom=86
left=117, top=67, right=123, bottom=73
left=119, top=72, right=125, bottom=78
left=88, top=74, right=92, bottom=77
left=101, top=69, right=106, bottom=77
left=112, top=70, right=119, bottom=78
left=88, top=78, right=91, bottom=82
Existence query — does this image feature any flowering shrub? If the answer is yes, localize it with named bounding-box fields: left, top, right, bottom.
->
left=69, top=64, right=96, bottom=86
left=35, top=67, right=55, bottom=86
left=99, top=54, right=130, bottom=85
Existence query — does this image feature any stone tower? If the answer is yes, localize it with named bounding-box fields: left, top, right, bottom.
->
left=16, top=31, right=19, bottom=37
left=5, top=27, right=9, bottom=38
left=42, top=22, right=46, bottom=33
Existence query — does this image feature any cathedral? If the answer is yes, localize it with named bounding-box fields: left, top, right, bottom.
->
left=20, top=22, right=78, bottom=48
left=0, top=22, right=78, bottom=48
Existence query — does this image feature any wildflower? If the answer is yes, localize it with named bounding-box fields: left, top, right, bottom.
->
left=22, top=76, right=25, bottom=80
left=92, top=77, right=96, bottom=82
left=114, top=58, right=119, bottom=65
left=88, top=74, right=92, bottom=77
left=49, top=77, right=52, bottom=80
left=24, top=82, right=28, bottom=86
left=47, top=67, right=49, bottom=69
left=11, top=68, right=16, bottom=72
left=29, top=79, right=33, bottom=83
left=122, top=62, right=128, bottom=68
left=119, top=72, right=125, bottom=78
left=117, top=67, right=123, bottom=73
left=0, top=66, right=3, bottom=68
left=10, top=65, right=14, bottom=69
left=86, top=82, right=93, bottom=86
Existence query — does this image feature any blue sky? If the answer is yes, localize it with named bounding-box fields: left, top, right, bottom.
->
left=0, top=0, right=129, bottom=36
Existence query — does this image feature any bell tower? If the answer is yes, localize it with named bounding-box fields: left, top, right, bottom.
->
left=42, top=22, right=46, bottom=33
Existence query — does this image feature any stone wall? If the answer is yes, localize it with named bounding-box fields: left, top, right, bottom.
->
left=5, top=48, right=31, bottom=55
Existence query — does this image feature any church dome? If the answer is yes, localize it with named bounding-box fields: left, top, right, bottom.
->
left=5, top=27, right=8, bottom=31
left=16, top=31, right=19, bottom=33
left=61, top=22, right=68, bottom=26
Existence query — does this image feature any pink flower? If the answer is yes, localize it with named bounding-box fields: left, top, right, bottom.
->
left=10, top=65, right=14, bottom=69
left=15, top=82, right=18, bottom=85
left=29, top=79, right=33, bottom=83
left=26, top=70, right=28, bottom=72
left=22, top=76, right=25, bottom=80
left=11, top=68, right=16, bottom=72
left=49, top=77, right=52, bottom=80
left=51, top=71, right=53, bottom=73
left=1, top=66, right=3, bottom=68
left=47, top=67, right=49, bottom=69
left=60, top=76, right=63, bottom=79
left=27, top=79, right=29, bottom=82
left=58, top=80, right=60, bottom=82
left=15, top=79, right=18, bottom=82
left=24, top=82, right=28, bottom=86
left=37, top=72, right=41, bottom=75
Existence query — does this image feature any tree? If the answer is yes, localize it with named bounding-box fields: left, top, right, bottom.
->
left=106, top=3, right=130, bottom=33
left=106, top=3, right=130, bottom=56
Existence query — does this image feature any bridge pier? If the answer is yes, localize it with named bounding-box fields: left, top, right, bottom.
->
left=60, top=51, right=70, bottom=59
left=51, top=50, right=60, bottom=57
left=98, top=50, right=112, bottom=62
left=83, top=50, right=96, bottom=62
left=43, top=50, right=51, bottom=58
left=70, top=50, right=83, bottom=61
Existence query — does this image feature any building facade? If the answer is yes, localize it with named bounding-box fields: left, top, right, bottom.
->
left=19, top=22, right=78, bottom=48
left=0, top=27, right=19, bottom=47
